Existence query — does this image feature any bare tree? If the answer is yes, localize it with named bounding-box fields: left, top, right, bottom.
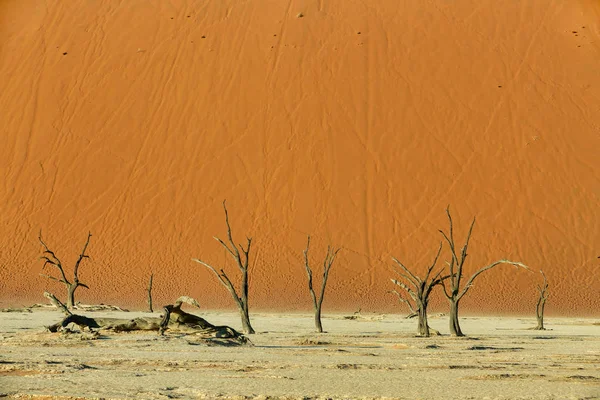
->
left=391, top=243, right=446, bottom=337
left=302, top=236, right=341, bottom=333
left=533, top=270, right=549, bottom=330
left=439, top=207, right=528, bottom=336
left=39, top=232, right=92, bottom=309
left=192, top=201, right=255, bottom=334
left=147, top=273, right=154, bottom=313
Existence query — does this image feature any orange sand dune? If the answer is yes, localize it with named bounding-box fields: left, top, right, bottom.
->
left=1, top=0, right=599, bottom=315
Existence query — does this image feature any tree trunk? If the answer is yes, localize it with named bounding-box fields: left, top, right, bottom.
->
left=417, top=305, right=430, bottom=337
left=66, top=284, right=77, bottom=309
left=535, top=299, right=546, bottom=330
left=535, top=315, right=544, bottom=330
left=240, top=269, right=255, bottom=334
left=315, top=306, right=323, bottom=333
left=240, top=307, right=255, bottom=334
left=449, top=299, right=464, bottom=337
left=147, top=274, right=154, bottom=313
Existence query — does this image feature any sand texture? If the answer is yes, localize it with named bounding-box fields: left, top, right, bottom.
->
left=1, top=0, right=599, bottom=313
left=1, top=310, right=599, bottom=399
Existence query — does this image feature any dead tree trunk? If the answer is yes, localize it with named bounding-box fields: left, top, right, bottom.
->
left=39, top=232, right=92, bottom=309
left=449, top=299, right=462, bottom=336
left=192, top=200, right=255, bottom=334
left=303, top=236, right=341, bottom=333
left=147, top=273, right=154, bottom=313
left=534, top=270, right=549, bottom=330
left=391, top=243, right=447, bottom=337
left=439, top=207, right=528, bottom=336
left=46, top=296, right=250, bottom=345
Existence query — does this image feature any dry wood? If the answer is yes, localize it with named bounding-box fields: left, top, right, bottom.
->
left=39, top=232, right=92, bottom=309
left=46, top=296, right=250, bottom=345
left=388, top=290, right=418, bottom=318
left=533, top=270, right=549, bottom=330
left=391, top=242, right=447, bottom=337
left=439, top=207, right=528, bottom=336
left=303, top=236, right=341, bottom=333
left=192, top=200, right=255, bottom=334
left=43, top=291, right=72, bottom=316
left=147, top=273, right=154, bottom=313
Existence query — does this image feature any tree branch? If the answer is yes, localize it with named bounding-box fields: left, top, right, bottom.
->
left=39, top=233, right=70, bottom=284
left=44, top=292, right=72, bottom=316
left=318, top=246, right=341, bottom=309
left=173, top=295, right=201, bottom=309
left=73, top=232, right=92, bottom=280
left=423, top=242, right=443, bottom=283
left=39, top=274, right=67, bottom=285
left=221, top=200, right=243, bottom=270
left=391, top=257, right=420, bottom=286
left=390, top=279, right=417, bottom=300
left=303, top=236, right=319, bottom=310
left=191, top=258, right=243, bottom=307
left=458, top=260, right=529, bottom=300
left=213, top=237, right=237, bottom=259
left=389, top=290, right=417, bottom=317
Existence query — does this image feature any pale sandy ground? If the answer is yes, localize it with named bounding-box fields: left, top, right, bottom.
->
left=1, top=310, right=599, bottom=399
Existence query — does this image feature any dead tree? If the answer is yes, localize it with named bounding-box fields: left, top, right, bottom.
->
left=388, top=290, right=418, bottom=319
left=533, top=270, right=549, bottom=330
left=391, top=243, right=446, bottom=337
left=39, top=232, right=92, bottom=309
left=147, top=273, right=154, bottom=313
left=439, top=207, right=528, bottom=336
left=192, top=201, right=255, bottom=334
left=302, top=236, right=341, bottom=333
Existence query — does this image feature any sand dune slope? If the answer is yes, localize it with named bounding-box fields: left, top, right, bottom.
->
left=0, top=0, right=599, bottom=314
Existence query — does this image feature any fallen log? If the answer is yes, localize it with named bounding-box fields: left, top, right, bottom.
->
left=45, top=296, right=250, bottom=345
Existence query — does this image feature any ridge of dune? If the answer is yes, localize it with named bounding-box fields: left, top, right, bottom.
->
left=0, top=0, right=599, bottom=315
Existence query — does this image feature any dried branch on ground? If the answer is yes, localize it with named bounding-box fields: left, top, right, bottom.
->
left=45, top=295, right=250, bottom=345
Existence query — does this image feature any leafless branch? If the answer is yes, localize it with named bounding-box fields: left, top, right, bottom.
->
left=458, top=260, right=529, bottom=300
left=391, top=257, right=420, bottom=286
left=73, top=232, right=92, bottom=280
left=44, top=292, right=72, bottom=316
left=39, top=233, right=69, bottom=284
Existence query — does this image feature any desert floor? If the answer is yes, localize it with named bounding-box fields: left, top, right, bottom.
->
left=0, top=309, right=598, bottom=399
